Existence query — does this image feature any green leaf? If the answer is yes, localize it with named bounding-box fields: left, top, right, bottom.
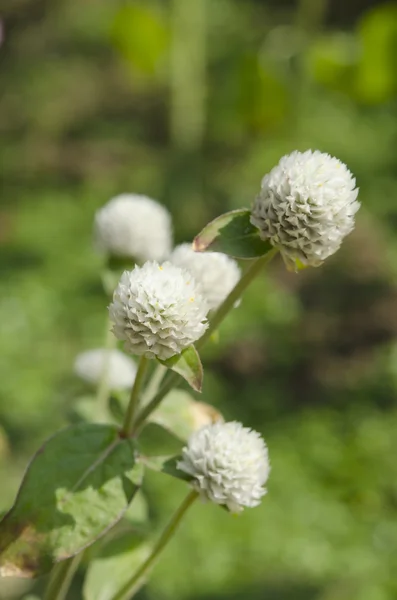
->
left=141, top=454, right=192, bottom=484
left=193, top=209, right=273, bottom=259
left=138, top=423, right=184, bottom=458
left=150, top=389, right=223, bottom=441
left=0, top=424, right=143, bottom=578
left=158, top=345, right=203, bottom=392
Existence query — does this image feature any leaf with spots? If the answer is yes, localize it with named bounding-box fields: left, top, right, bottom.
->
left=0, top=424, right=143, bottom=578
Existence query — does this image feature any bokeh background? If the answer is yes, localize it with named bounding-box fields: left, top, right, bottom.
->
left=1, top=0, right=397, bottom=598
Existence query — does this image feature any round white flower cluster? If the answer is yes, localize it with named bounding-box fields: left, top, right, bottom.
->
left=251, top=150, right=360, bottom=268
left=169, top=244, right=241, bottom=311
left=94, top=194, right=172, bottom=263
left=178, top=421, right=270, bottom=513
left=73, top=349, right=136, bottom=390
left=109, top=261, right=209, bottom=360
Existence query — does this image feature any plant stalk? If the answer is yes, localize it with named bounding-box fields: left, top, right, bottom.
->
left=44, top=554, right=82, bottom=600
left=197, top=248, right=278, bottom=348
left=111, top=490, right=198, bottom=600
left=132, top=248, right=278, bottom=433
left=121, top=355, right=149, bottom=437
left=132, top=371, right=178, bottom=435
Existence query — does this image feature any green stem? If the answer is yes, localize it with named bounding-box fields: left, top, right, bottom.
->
left=111, top=490, right=198, bottom=600
left=121, top=356, right=149, bottom=437
left=132, top=371, right=178, bottom=435
left=197, top=248, right=278, bottom=349
left=44, top=554, right=82, bottom=600
left=132, top=249, right=278, bottom=433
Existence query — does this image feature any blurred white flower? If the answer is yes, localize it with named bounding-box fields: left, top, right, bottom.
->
left=178, top=421, right=270, bottom=513
left=74, top=348, right=136, bottom=390
left=169, top=244, right=241, bottom=311
left=109, top=261, right=209, bottom=360
left=94, top=194, right=173, bottom=262
left=251, top=150, right=360, bottom=268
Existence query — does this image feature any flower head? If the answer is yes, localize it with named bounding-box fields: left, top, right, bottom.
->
left=178, top=421, right=270, bottom=513
left=251, top=150, right=360, bottom=268
left=169, top=244, right=241, bottom=311
left=109, top=261, right=209, bottom=360
left=94, top=194, right=172, bottom=262
left=73, top=349, right=136, bottom=390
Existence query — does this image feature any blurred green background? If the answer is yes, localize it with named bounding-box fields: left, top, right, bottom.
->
left=1, top=0, right=397, bottom=598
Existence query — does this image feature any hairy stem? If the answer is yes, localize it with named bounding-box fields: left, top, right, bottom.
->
left=111, top=490, right=198, bottom=600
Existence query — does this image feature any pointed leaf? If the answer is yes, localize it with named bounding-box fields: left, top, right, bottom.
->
left=138, top=423, right=184, bottom=458
left=141, top=454, right=193, bottom=483
left=158, top=345, right=203, bottom=392
left=84, top=533, right=153, bottom=600
left=150, top=390, right=223, bottom=441
left=193, top=209, right=273, bottom=258
left=0, top=424, right=143, bottom=578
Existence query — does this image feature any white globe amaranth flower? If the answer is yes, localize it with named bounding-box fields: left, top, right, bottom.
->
left=251, top=150, right=360, bottom=268
left=178, top=421, right=270, bottom=513
left=169, top=244, right=241, bottom=311
left=73, top=349, right=137, bottom=390
left=109, top=261, right=209, bottom=360
left=94, top=194, right=173, bottom=262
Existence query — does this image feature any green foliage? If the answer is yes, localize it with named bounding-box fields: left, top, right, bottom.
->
left=193, top=210, right=273, bottom=258
left=159, top=346, right=204, bottom=392
left=0, top=425, right=143, bottom=578
left=1, top=0, right=397, bottom=598
left=307, top=2, right=397, bottom=104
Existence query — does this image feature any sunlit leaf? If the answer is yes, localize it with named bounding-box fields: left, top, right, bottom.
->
left=0, top=424, right=143, bottom=578
left=193, top=209, right=272, bottom=259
